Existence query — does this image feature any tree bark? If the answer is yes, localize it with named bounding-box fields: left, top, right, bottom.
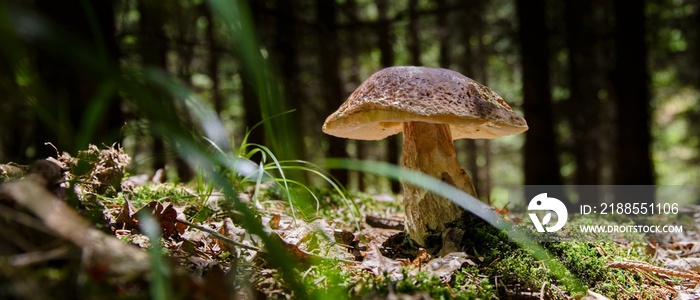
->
left=265, top=0, right=305, bottom=179
left=0, top=49, right=26, bottom=162
left=242, top=0, right=265, bottom=147
left=34, top=0, right=122, bottom=157
left=407, top=0, right=421, bottom=66
left=138, top=0, right=169, bottom=172
left=204, top=6, right=222, bottom=115
left=612, top=0, right=654, bottom=189
left=474, top=5, right=492, bottom=201
left=317, top=0, right=348, bottom=185
left=696, top=1, right=700, bottom=170
left=565, top=0, right=601, bottom=187
left=564, top=0, right=606, bottom=204
left=456, top=0, right=484, bottom=198
left=376, top=0, right=401, bottom=193
left=516, top=0, right=563, bottom=187
left=346, top=0, right=365, bottom=191
left=436, top=0, right=449, bottom=68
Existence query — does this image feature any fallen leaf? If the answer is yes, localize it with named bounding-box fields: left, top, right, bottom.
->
left=411, top=248, right=431, bottom=268
left=136, top=200, right=187, bottom=238
left=413, top=252, right=475, bottom=280
left=269, top=214, right=281, bottom=230
left=113, top=197, right=138, bottom=230
left=361, top=244, right=402, bottom=279
left=333, top=229, right=355, bottom=246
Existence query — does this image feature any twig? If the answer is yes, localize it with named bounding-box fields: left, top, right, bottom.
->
left=365, top=215, right=403, bottom=230
left=176, top=219, right=359, bottom=265
left=175, top=218, right=260, bottom=251
left=9, top=246, right=73, bottom=267
left=539, top=282, right=546, bottom=300
left=607, top=261, right=700, bottom=281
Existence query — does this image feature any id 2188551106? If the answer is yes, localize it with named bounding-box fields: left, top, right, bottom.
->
left=580, top=202, right=679, bottom=215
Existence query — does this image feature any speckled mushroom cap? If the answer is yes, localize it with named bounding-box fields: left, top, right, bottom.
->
left=322, top=66, right=528, bottom=140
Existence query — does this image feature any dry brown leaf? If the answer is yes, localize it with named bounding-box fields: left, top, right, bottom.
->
left=360, top=244, right=402, bottom=279
left=113, top=197, right=138, bottom=230
left=494, top=202, right=509, bottom=216
left=333, top=229, right=355, bottom=246
left=411, top=252, right=476, bottom=280
left=269, top=214, right=281, bottom=230
left=411, top=248, right=431, bottom=267
left=135, top=200, right=187, bottom=238
left=664, top=258, right=700, bottom=273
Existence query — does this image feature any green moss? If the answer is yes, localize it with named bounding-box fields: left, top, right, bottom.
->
left=459, top=216, right=515, bottom=259
left=129, top=183, right=197, bottom=206
left=345, top=268, right=495, bottom=299
left=299, top=260, right=353, bottom=299
left=548, top=241, right=661, bottom=298
left=451, top=267, right=497, bottom=298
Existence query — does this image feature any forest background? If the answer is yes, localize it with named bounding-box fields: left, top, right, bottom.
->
left=0, top=0, right=699, bottom=208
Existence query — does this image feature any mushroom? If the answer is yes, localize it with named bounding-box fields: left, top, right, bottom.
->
left=322, top=66, right=528, bottom=245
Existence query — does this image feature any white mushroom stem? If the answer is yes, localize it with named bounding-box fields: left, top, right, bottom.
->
left=401, top=121, right=478, bottom=244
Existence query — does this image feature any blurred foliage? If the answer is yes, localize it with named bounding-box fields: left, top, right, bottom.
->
left=0, top=0, right=697, bottom=244
left=0, top=0, right=697, bottom=195
left=2, top=2, right=698, bottom=297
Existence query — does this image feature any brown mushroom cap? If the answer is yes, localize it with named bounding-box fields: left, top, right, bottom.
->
left=322, top=66, right=528, bottom=140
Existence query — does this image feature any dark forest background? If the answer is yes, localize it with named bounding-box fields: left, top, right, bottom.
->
left=1, top=0, right=699, bottom=206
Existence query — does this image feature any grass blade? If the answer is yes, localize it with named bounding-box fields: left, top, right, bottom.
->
left=325, top=158, right=586, bottom=294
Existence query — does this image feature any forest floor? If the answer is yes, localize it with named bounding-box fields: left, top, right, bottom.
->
left=2, top=145, right=700, bottom=299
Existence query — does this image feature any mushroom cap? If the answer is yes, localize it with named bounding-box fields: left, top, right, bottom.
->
left=322, top=66, right=528, bottom=140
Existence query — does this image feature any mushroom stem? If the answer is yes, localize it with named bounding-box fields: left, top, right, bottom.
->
left=401, top=121, right=478, bottom=244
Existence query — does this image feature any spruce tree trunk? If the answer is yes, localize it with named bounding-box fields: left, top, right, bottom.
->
left=612, top=0, right=654, bottom=195
left=34, top=0, right=122, bottom=156
left=376, top=0, right=401, bottom=193
left=516, top=0, right=563, bottom=187
left=317, top=0, right=348, bottom=186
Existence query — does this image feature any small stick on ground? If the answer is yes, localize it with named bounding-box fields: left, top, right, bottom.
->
left=607, top=261, right=700, bottom=281
left=176, top=218, right=260, bottom=251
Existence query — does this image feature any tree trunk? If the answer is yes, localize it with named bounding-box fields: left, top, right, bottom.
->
left=612, top=0, right=654, bottom=191
left=696, top=1, right=700, bottom=170
left=377, top=0, right=395, bottom=70
left=565, top=0, right=604, bottom=203
left=34, top=0, right=122, bottom=157
left=436, top=0, right=449, bottom=69
left=138, top=0, right=169, bottom=172
left=474, top=5, right=492, bottom=201
left=266, top=0, right=305, bottom=179
left=0, top=50, right=26, bottom=162
left=234, top=0, right=306, bottom=170
left=456, top=0, right=484, bottom=198
left=516, top=0, right=563, bottom=187
left=317, top=0, right=348, bottom=186
left=346, top=0, right=365, bottom=191
left=242, top=0, right=265, bottom=147
left=203, top=6, right=222, bottom=115
left=242, top=80, right=264, bottom=146
left=376, top=0, right=401, bottom=193
left=407, top=0, right=421, bottom=66
left=394, top=0, right=423, bottom=194
left=565, top=0, right=601, bottom=186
